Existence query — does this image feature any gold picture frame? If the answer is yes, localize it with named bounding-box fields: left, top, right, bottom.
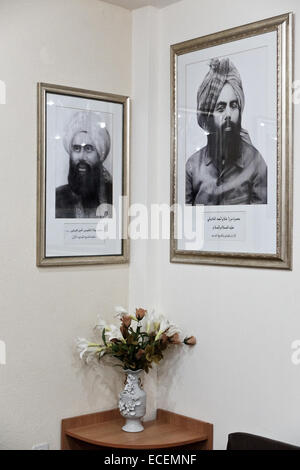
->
left=170, top=13, right=293, bottom=269
left=37, top=83, right=130, bottom=267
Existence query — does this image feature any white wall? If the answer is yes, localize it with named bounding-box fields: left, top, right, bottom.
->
left=131, top=0, right=300, bottom=450
left=128, top=7, right=162, bottom=420
left=1, top=0, right=299, bottom=451
left=0, top=0, right=131, bottom=450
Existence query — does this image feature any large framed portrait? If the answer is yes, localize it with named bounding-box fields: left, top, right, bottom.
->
left=170, top=13, right=293, bottom=269
left=37, top=83, right=130, bottom=266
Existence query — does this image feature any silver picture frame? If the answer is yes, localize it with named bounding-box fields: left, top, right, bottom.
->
left=37, top=83, right=130, bottom=267
left=170, top=13, right=293, bottom=269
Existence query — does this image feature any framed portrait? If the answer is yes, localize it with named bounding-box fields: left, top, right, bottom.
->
left=170, top=13, right=293, bottom=269
left=37, top=83, right=130, bottom=266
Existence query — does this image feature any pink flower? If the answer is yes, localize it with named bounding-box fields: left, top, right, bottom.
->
left=160, top=333, right=168, bottom=344
left=122, top=315, right=132, bottom=328
left=184, top=336, right=197, bottom=346
left=169, top=333, right=181, bottom=344
left=120, top=325, right=129, bottom=339
left=136, top=308, right=147, bottom=321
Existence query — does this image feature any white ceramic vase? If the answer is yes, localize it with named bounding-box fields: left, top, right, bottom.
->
left=119, top=369, right=146, bottom=432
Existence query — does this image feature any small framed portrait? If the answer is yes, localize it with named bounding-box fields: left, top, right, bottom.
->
left=37, top=83, right=130, bottom=266
left=170, top=13, right=293, bottom=269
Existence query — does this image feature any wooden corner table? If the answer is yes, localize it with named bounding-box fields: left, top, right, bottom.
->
left=61, top=408, right=213, bottom=450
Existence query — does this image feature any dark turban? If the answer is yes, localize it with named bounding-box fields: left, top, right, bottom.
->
left=197, top=58, right=245, bottom=132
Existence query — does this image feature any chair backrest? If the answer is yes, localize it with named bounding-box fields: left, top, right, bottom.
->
left=227, top=432, right=300, bottom=450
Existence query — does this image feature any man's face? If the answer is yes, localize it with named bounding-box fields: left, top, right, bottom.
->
left=68, top=131, right=101, bottom=198
left=70, top=131, right=100, bottom=171
left=213, top=83, right=240, bottom=132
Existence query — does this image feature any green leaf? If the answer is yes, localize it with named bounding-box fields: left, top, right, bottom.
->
left=102, top=328, right=107, bottom=347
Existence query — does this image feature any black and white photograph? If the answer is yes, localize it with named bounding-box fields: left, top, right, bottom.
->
left=55, top=110, right=113, bottom=219
left=170, top=14, right=292, bottom=269
left=185, top=57, right=268, bottom=207
left=37, top=83, right=130, bottom=266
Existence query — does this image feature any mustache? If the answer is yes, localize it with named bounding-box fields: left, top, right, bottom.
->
left=74, top=160, right=92, bottom=173
left=221, top=117, right=240, bottom=134
left=68, top=159, right=101, bottom=199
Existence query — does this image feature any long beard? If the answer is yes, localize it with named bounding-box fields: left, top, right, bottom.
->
left=68, top=160, right=101, bottom=207
left=207, top=118, right=241, bottom=171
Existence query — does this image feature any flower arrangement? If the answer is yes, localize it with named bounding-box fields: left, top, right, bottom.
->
left=77, top=307, right=196, bottom=373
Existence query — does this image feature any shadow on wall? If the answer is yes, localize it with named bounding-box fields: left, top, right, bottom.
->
left=72, top=343, right=157, bottom=420
left=157, top=346, right=194, bottom=410
left=72, top=347, right=124, bottom=411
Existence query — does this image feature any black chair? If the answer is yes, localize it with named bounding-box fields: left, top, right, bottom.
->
left=227, top=432, right=300, bottom=450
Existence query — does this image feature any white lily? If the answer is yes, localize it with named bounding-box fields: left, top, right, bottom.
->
left=145, top=310, right=160, bottom=334
left=77, top=337, right=90, bottom=359
left=85, top=345, right=107, bottom=364
left=105, top=324, right=125, bottom=343
left=145, top=311, right=169, bottom=338
left=114, top=306, right=128, bottom=319
left=115, top=306, right=139, bottom=323
left=94, top=316, right=108, bottom=331
left=99, top=348, right=107, bottom=358
left=76, top=337, right=104, bottom=360
left=164, top=322, right=182, bottom=338
left=155, top=316, right=170, bottom=341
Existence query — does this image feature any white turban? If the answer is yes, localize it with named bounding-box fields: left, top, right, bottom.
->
left=63, top=111, right=111, bottom=162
